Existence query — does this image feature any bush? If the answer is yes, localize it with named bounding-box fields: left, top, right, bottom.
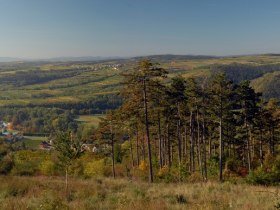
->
left=11, top=161, right=38, bottom=176
left=11, top=150, right=50, bottom=176
left=83, top=159, right=105, bottom=177
left=246, top=168, right=274, bottom=185
left=69, top=159, right=84, bottom=177
left=225, top=158, right=241, bottom=174
left=39, top=160, right=56, bottom=176
left=207, top=156, right=219, bottom=177
left=0, top=154, right=14, bottom=174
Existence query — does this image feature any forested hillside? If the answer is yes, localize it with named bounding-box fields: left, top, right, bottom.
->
left=0, top=58, right=279, bottom=210
left=94, top=59, right=280, bottom=184
left=0, top=54, right=279, bottom=135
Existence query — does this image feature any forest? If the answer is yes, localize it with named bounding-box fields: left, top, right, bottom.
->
left=95, top=59, right=280, bottom=184
left=0, top=58, right=279, bottom=209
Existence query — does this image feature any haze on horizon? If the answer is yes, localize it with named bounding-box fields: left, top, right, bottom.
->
left=1, top=0, right=280, bottom=59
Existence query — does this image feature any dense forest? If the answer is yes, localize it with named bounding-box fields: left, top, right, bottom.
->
left=95, top=60, right=280, bottom=184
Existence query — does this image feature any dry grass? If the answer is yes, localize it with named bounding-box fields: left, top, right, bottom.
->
left=0, top=176, right=278, bottom=210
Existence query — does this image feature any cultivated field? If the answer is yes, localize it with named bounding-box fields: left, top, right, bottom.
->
left=0, top=54, right=280, bottom=107
left=76, top=114, right=104, bottom=128
left=14, top=136, right=48, bottom=149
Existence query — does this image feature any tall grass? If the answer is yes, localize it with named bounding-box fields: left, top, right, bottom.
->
left=0, top=176, right=278, bottom=210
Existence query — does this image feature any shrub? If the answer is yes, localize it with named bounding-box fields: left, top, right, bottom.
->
left=39, top=160, right=56, bottom=176
left=208, top=156, right=219, bottom=177
left=157, top=166, right=169, bottom=178
left=11, top=150, right=49, bottom=176
left=139, top=160, right=148, bottom=171
left=83, top=159, right=105, bottom=177
left=11, top=161, right=38, bottom=176
left=225, top=158, right=241, bottom=174
left=0, top=154, right=14, bottom=174
left=69, top=159, right=84, bottom=177
left=246, top=168, right=274, bottom=185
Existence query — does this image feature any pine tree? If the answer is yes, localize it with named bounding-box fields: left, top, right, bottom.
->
left=209, top=73, right=234, bottom=182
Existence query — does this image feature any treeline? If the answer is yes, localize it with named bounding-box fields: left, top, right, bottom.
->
left=0, top=95, right=121, bottom=134
left=2, top=94, right=122, bottom=114
left=97, top=60, right=280, bottom=183
left=46, top=95, right=122, bottom=114
left=0, top=107, right=77, bottom=134
left=0, top=69, right=82, bottom=86
left=211, top=63, right=280, bottom=83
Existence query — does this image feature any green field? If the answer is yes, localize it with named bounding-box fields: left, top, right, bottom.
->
left=14, top=136, right=48, bottom=149
left=76, top=114, right=104, bottom=128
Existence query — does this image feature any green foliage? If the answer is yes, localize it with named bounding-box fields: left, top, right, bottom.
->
left=114, top=144, right=123, bottom=163
left=208, top=156, right=219, bottom=177
left=54, top=132, right=83, bottom=171
left=83, top=159, right=105, bottom=177
left=225, top=158, right=242, bottom=174
left=247, top=154, right=280, bottom=185
left=39, top=160, right=56, bottom=176
left=0, top=153, right=14, bottom=174
left=10, top=150, right=54, bottom=176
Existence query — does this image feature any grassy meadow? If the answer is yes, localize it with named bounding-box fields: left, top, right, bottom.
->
left=13, top=136, right=48, bottom=149
left=0, top=176, right=278, bottom=210
left=76, top=114, right=104, bottom=128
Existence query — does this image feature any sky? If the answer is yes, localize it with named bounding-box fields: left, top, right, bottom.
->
left=0, top=0, right=280, bottom=58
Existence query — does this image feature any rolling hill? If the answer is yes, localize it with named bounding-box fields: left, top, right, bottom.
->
left=0, top=54, right=279, bottom=112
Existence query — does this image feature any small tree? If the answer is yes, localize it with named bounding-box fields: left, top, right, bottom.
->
left=54, top=131, right=83, bottom=200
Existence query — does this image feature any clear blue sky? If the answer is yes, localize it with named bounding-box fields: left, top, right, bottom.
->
left=1, top=0, right=280, bottom=58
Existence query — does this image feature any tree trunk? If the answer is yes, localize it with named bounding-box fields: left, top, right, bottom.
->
left=272, top=126, right=275, bottom=155
left=219, top=104, right=223, bottom=182
left=158, top=111, right=163, bottom=168
left=141, top=130, right=146, bottom=161
left=136, top=127, right=140, bottom=166
left=245, top=120, right=251, bottom=172
left=184, top=125, right=188, bottom=160
left=111, top=125, right=116, bottom=179
left=129, top=134, right=135, bottom=167
left=65, top=168, right=69, bottom=200
left=209, top=135, right=212, bottom=160
left=189, top=111, right=195, bottom=173
left=143, top=79, right=153, bottom=183
left=202, top=117, right=207, bottom=181
left=167, top=123, right=171, bottom=168
left=177, top=119, right=182, bottom=163
left=259, top=127, right=263, bottom=166
left=196, top=108, right=203, bottom=177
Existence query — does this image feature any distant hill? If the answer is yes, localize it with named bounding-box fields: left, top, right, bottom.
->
left=132, top=54, right=217, bottom=62
left=251, top=71, right=280, bottom=99
left=0, top=57, right=23, bottom=62
left=0, top=54, right=279, bottom=110
left=38, top=56, right=126, bottom=62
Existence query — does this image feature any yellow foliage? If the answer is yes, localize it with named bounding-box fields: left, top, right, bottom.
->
left=39, top=160, right=55, bottom=176
left=138, top=160, right=148, bottom=171
left=157, top=166, right=169, bottom=178
left=84, top=159, right=104, bottom=177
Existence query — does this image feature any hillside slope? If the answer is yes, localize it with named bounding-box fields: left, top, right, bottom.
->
left=251, top=71, right=280, bottom=99
left=0, top=54, right=279, bottom=111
